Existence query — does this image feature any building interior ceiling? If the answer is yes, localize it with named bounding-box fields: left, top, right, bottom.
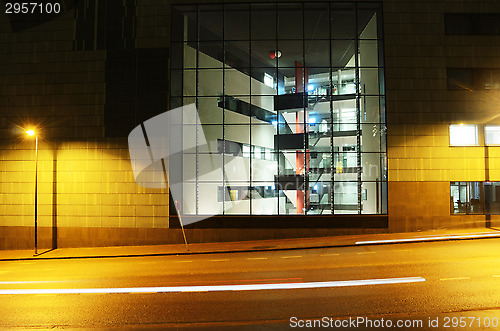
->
left=181, top=5, right=375, bottom=77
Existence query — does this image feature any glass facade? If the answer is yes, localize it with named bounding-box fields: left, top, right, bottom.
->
left=451, top=181, right=500, bottom=215
left=171, top=2, right=387, bottom=216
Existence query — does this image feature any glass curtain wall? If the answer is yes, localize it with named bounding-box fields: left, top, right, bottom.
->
left=171, top=2, right=387, bottom=216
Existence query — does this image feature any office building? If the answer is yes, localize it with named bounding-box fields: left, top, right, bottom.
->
left=0, top=0, right=498, bottom=249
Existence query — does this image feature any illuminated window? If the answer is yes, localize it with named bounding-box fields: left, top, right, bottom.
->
left=171, top=2, right=386, bottom=216
left=242, top=145, right=250, bottom=158
left=229, top=189, right=239, bottom=201
left=485, top=125, right=500, bottom=145
left=254, top=146, right=262, bottom=159
left=264, top=73, right=274, bottom=88
left=265, top=149, right=272, bottom=161
left=450, top=181, right=483, bottom=214
left=451, top=181, right=500, bottom=215
left=449, top=124, right=478, bottom=146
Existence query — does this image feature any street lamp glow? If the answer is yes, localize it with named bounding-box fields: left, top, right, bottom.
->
left=24, top=127, right=39, bottom=255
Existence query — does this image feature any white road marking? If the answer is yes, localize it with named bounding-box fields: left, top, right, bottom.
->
left=320, top=253, right=340, bottom=257
left=428, top=231, right=498, bottom=237
left=439, top=277, right=470, bottom=281
left=357, top=252, right=375, bottom=255
left=0, top=281, right=65, bottom=284
left=356, top=233, right=500, bottom=245
left=174, top=261, right=193, bottom=263
left=246, top=257, right=267, bottom=260
left=210, top=259, right=229, bottom=262
left=0, top=277, right=426, bottom=295
left=491, top=275, right=500, bottom=278
left=281, top=256, right=302, bottom=259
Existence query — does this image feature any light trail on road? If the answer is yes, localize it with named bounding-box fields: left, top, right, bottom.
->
left=0, top=239, right=498, bottom=329
left=356, top=233, right=500, bottom=245
left=0, top=277, right=426, bottom=295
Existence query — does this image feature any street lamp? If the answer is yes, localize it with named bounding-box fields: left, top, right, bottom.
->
left=26, top=129, right=38, bottom=255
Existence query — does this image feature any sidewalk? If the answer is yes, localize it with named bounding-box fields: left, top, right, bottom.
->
left=1, top=228, right=499, bottom=261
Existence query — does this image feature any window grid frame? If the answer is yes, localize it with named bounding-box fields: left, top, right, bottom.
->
left=171, top=2, right=387, bottom=216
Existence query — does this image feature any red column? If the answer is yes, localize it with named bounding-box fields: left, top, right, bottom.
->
left=295, top=62, right=309, bottom=214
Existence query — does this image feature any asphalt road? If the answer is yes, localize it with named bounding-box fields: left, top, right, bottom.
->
left=0, top=239, right=499, bottom=330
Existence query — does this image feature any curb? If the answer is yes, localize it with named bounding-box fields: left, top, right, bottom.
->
left=1, top=232, right=499, bottom=262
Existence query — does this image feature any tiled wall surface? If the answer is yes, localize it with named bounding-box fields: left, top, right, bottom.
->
left=384, top=0, right=500, bottom=229
left=0, top=1, right=170, bottom=249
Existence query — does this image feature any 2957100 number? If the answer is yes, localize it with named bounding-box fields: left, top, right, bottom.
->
left=443, top=316, right=499, bottom=328
left=5, top=2, right=61, bottom=14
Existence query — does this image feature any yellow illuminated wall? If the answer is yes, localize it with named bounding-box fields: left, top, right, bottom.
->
left=0, top=140, right=169, bottom=249
left=383, top=0, right=500, bottom=231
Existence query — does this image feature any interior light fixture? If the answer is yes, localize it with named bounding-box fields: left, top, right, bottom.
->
left=269, top=50, right=282, bottom=59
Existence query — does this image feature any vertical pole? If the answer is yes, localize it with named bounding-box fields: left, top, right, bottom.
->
left=484, top=140, right=491, bottom=227
left=175, top=201, right=189, bottom=251
left=329, top=2, right=334, bottom=215
left=159, top=152, right=188, bottom=251
left=295, top=61, right=308, bottom=215
left=34, top=136, right=38, bottom=255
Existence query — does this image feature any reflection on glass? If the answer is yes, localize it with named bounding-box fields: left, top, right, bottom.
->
left=485, top=182, right=500, bottom=215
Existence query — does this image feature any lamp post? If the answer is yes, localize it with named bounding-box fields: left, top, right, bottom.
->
left=26, top=129, right=38, bottom=255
